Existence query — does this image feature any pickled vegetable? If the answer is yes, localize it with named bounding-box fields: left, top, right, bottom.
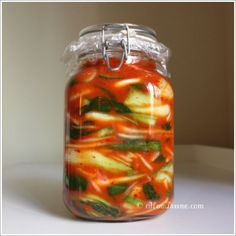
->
left=130, top=113, right=156, bottom=125
left=124, top=195, right=143, bottom=207
left=107, top=139, right=161, bottom=151
left=143, top=183, right=160, bottom=200
left=65, top=175, right=88, bottom=191
left=80, top=194, right=120, bottom=217
left=107, top=184, right=128, bottom=196
left=64, top=58, right=174, bottom=221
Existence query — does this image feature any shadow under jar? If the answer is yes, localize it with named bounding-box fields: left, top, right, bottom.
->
left=63, top=23, right=174, bottom=221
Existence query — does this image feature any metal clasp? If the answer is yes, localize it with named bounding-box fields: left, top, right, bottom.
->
left=102, top=24, right=130, bottom=71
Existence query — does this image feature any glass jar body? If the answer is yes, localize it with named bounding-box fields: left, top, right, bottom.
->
left=64, top=56, right=174, bottom=221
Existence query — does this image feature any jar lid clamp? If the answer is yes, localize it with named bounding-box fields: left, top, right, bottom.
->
left=102, top=23, right=130, bottom=71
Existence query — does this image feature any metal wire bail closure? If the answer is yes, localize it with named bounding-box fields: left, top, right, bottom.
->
left=102, top=24, right=130, bottom=71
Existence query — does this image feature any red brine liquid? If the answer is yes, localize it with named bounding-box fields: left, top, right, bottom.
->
left=64, top=58, right=174, bottom=221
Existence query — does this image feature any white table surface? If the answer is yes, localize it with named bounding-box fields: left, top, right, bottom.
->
left=2, top=145, right=234, bottom=235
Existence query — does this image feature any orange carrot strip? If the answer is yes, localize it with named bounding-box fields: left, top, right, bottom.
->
left=136, top=154, right=153, bottom=171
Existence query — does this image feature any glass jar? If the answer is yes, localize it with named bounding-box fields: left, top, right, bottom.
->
left=63, top=23, right=174, bottom=221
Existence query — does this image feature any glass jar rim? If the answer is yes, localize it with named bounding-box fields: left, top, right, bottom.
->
left=79, top=23, right=157, bottom=39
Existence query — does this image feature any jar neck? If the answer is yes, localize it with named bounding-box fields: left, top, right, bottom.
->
left=78, top=52, right=163, bottom=75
